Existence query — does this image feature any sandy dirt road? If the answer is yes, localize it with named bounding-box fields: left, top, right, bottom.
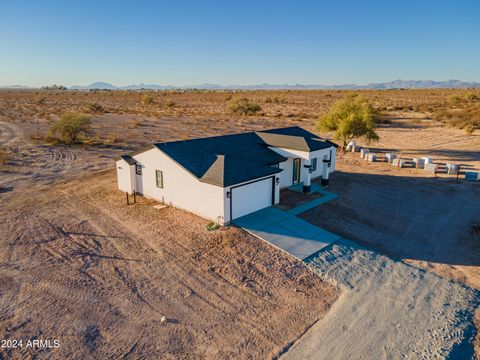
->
left=283, top=239, right=479, bottom=359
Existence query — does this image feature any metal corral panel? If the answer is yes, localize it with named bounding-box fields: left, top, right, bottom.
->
left=392, top=158, right=405, bottom=168
left=385, top=153, right=397, bottom=163
left=465, top=172, right=480, bottom=181
left=423, top=157, right=433, bottom=166
left=446, top=163, right=460, bottom=175
left=413, top=158, right=425, bottom=169
left=424, top=163, right=438, bottom=173
left=231, top=177, right=274, bottom=220
left=360, top=149, right=369, bottom=159
left=367, top=154, right=377, bottom=162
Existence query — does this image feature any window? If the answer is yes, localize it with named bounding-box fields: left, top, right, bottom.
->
left=136, top=164, right=142, bottom=175
left=311, top=158, right=317, bottom=171
left=156, top=170, right=163, bottom=188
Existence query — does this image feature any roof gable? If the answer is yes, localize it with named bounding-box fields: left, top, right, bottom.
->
left=129, top=126, right=335, bottom=187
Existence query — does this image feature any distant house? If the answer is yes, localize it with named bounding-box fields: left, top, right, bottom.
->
left=116, top=126, right=337, bottom=224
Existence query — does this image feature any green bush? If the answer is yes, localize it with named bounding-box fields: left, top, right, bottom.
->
left=228, top=97, right=262, bottom=115
left=316, top=94, right=380, bottom=150
left=141, top=94, right=154, bottom=105
left=47, top=112, right=91, bottom=144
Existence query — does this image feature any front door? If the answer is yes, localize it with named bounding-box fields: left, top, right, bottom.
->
left=292, top=158, right=301, bottom=184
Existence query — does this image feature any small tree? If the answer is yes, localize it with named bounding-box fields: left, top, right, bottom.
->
left=228, top=97, right=261, bottom=115
left=317, top=94, right=380, bottom=151
left=48, top=112, right=91, bottom=144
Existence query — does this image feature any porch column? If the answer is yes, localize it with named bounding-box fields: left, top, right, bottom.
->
left=321, top=155, right=330, bottom=186
left=303, top=159, right=311, bottom=193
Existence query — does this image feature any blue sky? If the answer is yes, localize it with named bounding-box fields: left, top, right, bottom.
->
left=1, top=0, right=479, bottom=87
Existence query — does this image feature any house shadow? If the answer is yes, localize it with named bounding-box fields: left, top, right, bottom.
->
left=300, top=171, right=480, bottom=267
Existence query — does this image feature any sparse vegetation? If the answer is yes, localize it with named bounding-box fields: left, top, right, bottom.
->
left=42, top=84, right=67, bottom=90
left=265, top=96, right=286, bottom=104
left=316, top=94, right=380, bottom=150
left=435, top=106, right=480, bottom=130
left=447, top=94, right=462, bottom=105
left=465, top=124, right=475, bottom=135
left=141, top=94, right=154, bottom=105
left=34, top=94, right=46, bottom=104
left=166, top=100, right=176, bottom=108
left=228, top=97, right=262, bottom=115
left=464, top=92, right=479, bottom=102
left=88, top=103, right=105, bottom=113
left=47, top=112, right=92, bottom=144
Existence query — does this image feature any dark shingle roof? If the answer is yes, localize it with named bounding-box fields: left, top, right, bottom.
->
left=149, top=126, right=335, bottom=187
left=258, top=126, right=338, bottom=151
left=120, top=155, right=137, bottom=165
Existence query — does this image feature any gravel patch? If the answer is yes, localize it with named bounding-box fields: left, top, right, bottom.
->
left=283, top=239, right=479, bottom=359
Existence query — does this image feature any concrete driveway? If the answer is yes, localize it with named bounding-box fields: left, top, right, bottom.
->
left=233, top=207, right=340, bottom=260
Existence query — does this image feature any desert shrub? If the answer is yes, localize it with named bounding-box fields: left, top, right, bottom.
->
left=34, top=94, right=46, bottom=104
left=167, top=100, right=176, bottom=108
left=88, top=103, right=104, bottom=113
left=464, top=92, right=479, bottom=102
left=228, top=97, right=262, bottom=115
left=316, top=94, right=380, bottom=150
left=447, top=95, right=462, bottom=105
left=141, top=94, right=154, bottom=105
left=224, top=93, right=233, bottom=101
left=265, top=96, right=286, bottom=104
left=47, top=112, right=91, bottom=144
left=464, top=124, right=475, bottom=135
left=436, top=106, right=480, bottom=130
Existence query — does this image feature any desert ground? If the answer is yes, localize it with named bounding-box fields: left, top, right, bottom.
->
left=1, top=89, right=479, bottom=358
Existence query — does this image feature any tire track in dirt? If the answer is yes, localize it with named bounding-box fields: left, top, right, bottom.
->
left=54, top=187, right=289, bottom=347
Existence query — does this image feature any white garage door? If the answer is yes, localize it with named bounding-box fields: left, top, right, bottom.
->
left=231, top=177, right=273, bottom=220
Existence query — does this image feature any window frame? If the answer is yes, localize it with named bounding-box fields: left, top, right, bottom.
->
left=311, top=158, right=317, bottom=171
left=155, top=170, right=164, bottom=188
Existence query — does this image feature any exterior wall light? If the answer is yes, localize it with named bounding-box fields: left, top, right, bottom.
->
left=276, top=177, right=280, bottom=185
left=226, top=191, right=231, bottom=198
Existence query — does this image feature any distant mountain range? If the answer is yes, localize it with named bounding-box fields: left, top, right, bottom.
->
left=2, top=79, right=480, bottom=90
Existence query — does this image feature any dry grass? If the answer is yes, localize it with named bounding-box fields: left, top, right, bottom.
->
left=1, top=88, right=479, bottom=124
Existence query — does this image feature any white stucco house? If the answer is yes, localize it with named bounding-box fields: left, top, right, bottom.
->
left=116, top=126, right=337, bottom=224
